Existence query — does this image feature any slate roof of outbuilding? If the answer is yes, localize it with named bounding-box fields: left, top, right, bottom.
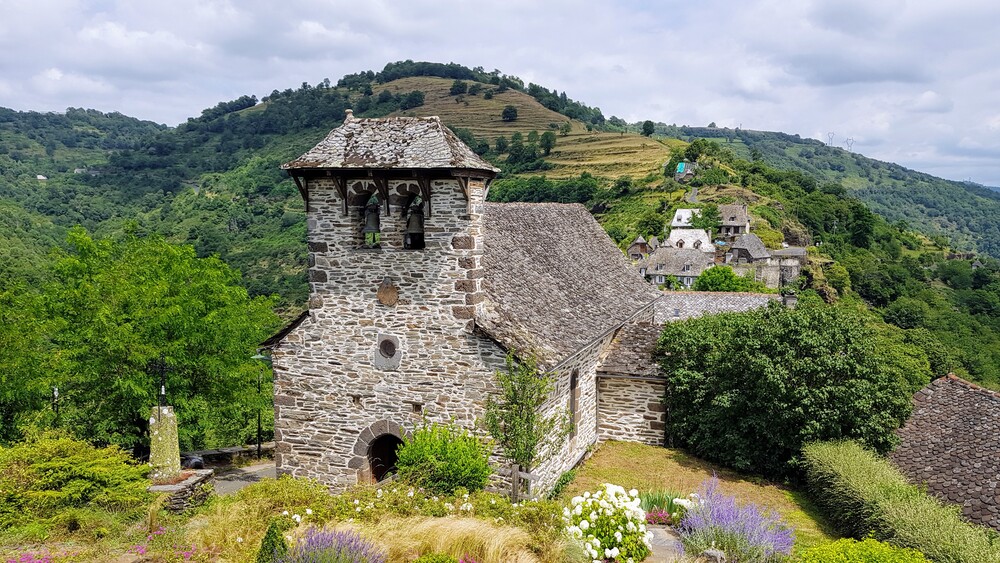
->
left=890, top=375, right=1000, bottom=531
left=281, top=111, right=499, bottom=174
left=731, top=233, right=771, bottom=260
left=599, top=292, right=779, bottom=377
left=480, top=202, right=661, bottom=369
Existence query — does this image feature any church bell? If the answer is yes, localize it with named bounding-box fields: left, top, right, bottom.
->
left=405, top=206, right=424, bottom=234
left=362, top=203, right=381, bottom=234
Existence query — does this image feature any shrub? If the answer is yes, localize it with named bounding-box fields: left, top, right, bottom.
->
left=256, top=519, right=290, bottom=563
left=279, top=527, right=385, bottom=563
left=800, top=537, right=928, bottom=562
left=0, top=432, right=151, bottom=531
left=546, top=469, right=576, bottom=500
left=563, top=484, right=652, bottom=562
left=657, top=302, right=918, bottom=477
left=395, top=422, right=491, bottom=494
left=676, top=477, right=793, bottom=562
left=802, top=441, right=1000, bottom=562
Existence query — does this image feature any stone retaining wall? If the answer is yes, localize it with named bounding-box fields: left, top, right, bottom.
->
left=148, top=469, right=214, bottom=513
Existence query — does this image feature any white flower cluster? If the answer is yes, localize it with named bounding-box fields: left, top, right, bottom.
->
left=672, top=492, right=702, bottom=510
left=563, top=484, right=652, bottom=563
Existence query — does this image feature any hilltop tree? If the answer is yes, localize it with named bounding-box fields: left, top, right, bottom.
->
left=539, top=131, right=557, bottom=155
left=449, top=80, right=468, bottom=95
left=642, top=120, right=655, bottom=136
left=501, top=105, right=518, bottom=122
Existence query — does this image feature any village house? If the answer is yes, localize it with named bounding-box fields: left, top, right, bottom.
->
left=892, top=375, right=1000, bottom=532
left=637, top=247, right=715, bottom=288
left=672, top=161, right=697, bottom=183
left=725, top=233, right=804, bottom=288
left=718, top=204, right=750, bottom=239
left=265, top=112, right=662, bottom=493
left=627, top=235, right=652, bottom=260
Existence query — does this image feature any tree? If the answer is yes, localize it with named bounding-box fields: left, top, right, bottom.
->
left=690, top=204, right=722, bottom=237
left=657, top=302, right=927, bottom=476
left=636, top=211, right=666, bottom=238
left=449, top=80, right=468, bottom=95
left=42, top=228, right=281, bottom=451
left=501, top=105, right=518, bottom=122
left=641, top=120, right=655, bottom=136
left=0, top=287, right=57, bottom=443
left=494, top=136, right=509, bottom=154
left=399, top=90, right=425, bottom=110
left=692, top=266, right=768, bottom=293
left=539, top=131, right=557, bottom=156
left=484, top=354, right=569, bottom=471
left=527, top=130, right=539, bottom=144
left=559, top=121, right=572, bottom=136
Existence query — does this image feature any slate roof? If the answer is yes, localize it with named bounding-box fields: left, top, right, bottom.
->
left=480, top=202, right=661, bottom=369
left=282, top=111, right=500, bottom=174
left=891, top=375, right=1000, bottom=531
left=599, top=292, right=779, bottom=377
left=665, top=229, right=714, bottom=252
left=731, top=233, right=771, bottom=260
left=639, top=247, right=715, bottom=278
left=719, top=204, right=749, bottom=226
left=671, top=208, right=700, bottom=228
left=771, top=247, right=807, bottom=258
left=599, top=322, right=662, bottom=377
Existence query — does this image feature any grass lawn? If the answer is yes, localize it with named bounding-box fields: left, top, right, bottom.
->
left=562, top=441, right=838, bottom=551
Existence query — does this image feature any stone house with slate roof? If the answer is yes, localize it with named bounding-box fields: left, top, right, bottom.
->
left=267, top=111, right=661, bottom=493
left=638, top=247, right=716, bottom=288
left=718, top=204, right=750, bottom=239
left=891, top=375, right=1000, bottom=531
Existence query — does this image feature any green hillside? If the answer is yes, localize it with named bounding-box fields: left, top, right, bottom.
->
left=1, top=61, right=999, bottom=389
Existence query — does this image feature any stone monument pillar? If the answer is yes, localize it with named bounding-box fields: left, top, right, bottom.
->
left=149, top=406, right=181, bottom=483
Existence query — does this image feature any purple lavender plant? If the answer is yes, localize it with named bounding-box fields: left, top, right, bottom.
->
left=677, top=476, right=794, bottom=562
left=278, top=528, right=386, bottom=563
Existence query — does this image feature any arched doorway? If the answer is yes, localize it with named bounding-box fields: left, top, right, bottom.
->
left=368, top=434, right=403, bottom=482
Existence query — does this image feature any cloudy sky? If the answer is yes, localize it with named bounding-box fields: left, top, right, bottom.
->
left=2, top=0, right=999, bottom=185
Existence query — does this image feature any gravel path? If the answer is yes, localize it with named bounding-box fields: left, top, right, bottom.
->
left=647, top=525, right=686, bottom=562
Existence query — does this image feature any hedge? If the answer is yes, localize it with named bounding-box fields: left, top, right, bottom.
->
left=802, top=441, right=1000, bottom=563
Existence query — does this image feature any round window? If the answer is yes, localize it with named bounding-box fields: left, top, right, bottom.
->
left=379, top=339, right=397, bottom=358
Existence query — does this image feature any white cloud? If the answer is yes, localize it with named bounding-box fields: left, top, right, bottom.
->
left=0, top=0, right=998, bottom=184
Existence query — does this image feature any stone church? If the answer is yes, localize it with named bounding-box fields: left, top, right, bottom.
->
left=265, top=111, right=767, bottom=493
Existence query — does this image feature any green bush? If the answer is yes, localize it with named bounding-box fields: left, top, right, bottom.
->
left=395, top=422, right=491, bottom=494
left=0, top=432, right=151, bottom=531
left=256, top=518, right=289, bottom=563
left=546, top=469, right=576, bottom=500
left=657, top=303, right=919, bottom=477
left=802, top=441, right=1000, bottom=562
left=414, top=555, right=458, bottom=563
left=800, top=537, right=928, bottom=562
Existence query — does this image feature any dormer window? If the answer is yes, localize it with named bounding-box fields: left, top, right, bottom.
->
left=676, top=240, right=684, bottom=248
left=694, top=240, right=702, bottom=249
left=682, top=263, right=691, bottom=272
left=362, top=194, right=381, bottom=248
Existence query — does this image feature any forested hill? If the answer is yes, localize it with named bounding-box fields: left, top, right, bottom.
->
left=660, top=125, right=1000, bottom=257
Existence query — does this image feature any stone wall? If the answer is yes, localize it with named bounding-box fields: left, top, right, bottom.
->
left=731, top=260, right=800, bottom=289
left=273, top=176, right=510, bottom=491
left=596, top=375, right=666, bottom=446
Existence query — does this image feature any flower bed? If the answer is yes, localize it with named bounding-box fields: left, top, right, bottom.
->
left=563, top=484, right=652, bottom=562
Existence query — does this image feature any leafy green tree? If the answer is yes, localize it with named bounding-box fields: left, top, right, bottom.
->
left=636, top=211, right=666, bottom=238
left=42, top=228, right=280, bottom=451
left=690, top=204, right=722, bottom=237
left=641, top=120, right=655, bottom=136
left=539, top=131, right=557, bottom=156
left=527, top=130, right=539, bottom=144
left=559, top=121, right=572, bottom=136
left=399, top=90, right=425, bottom=110
left=692, top=266, right=769, bottom=293
left=449, top=80, right=468, bottom=95
left=501, top=105, right=518, bottom=122
left=883, top=297, right=930, bottom=329
left=0, top=288, right=59, bottom=443
left=484, top=354, right=569, bottom=471
left=494, top=136, right=508, bottom=154
left=657, top=302, right=926, bottom=476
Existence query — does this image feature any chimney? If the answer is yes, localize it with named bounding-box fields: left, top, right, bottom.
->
left=344, top=108, right=354, bottom=120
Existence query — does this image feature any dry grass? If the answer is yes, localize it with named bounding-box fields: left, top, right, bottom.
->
left=370, top=76, right=681, bottom=181
left=563, top=441, right=837, bottom=550
left=334, top=517, right=569, bottom=563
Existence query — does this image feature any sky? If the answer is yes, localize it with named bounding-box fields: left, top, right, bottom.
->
left=2, top=0, right=999, bottom=186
